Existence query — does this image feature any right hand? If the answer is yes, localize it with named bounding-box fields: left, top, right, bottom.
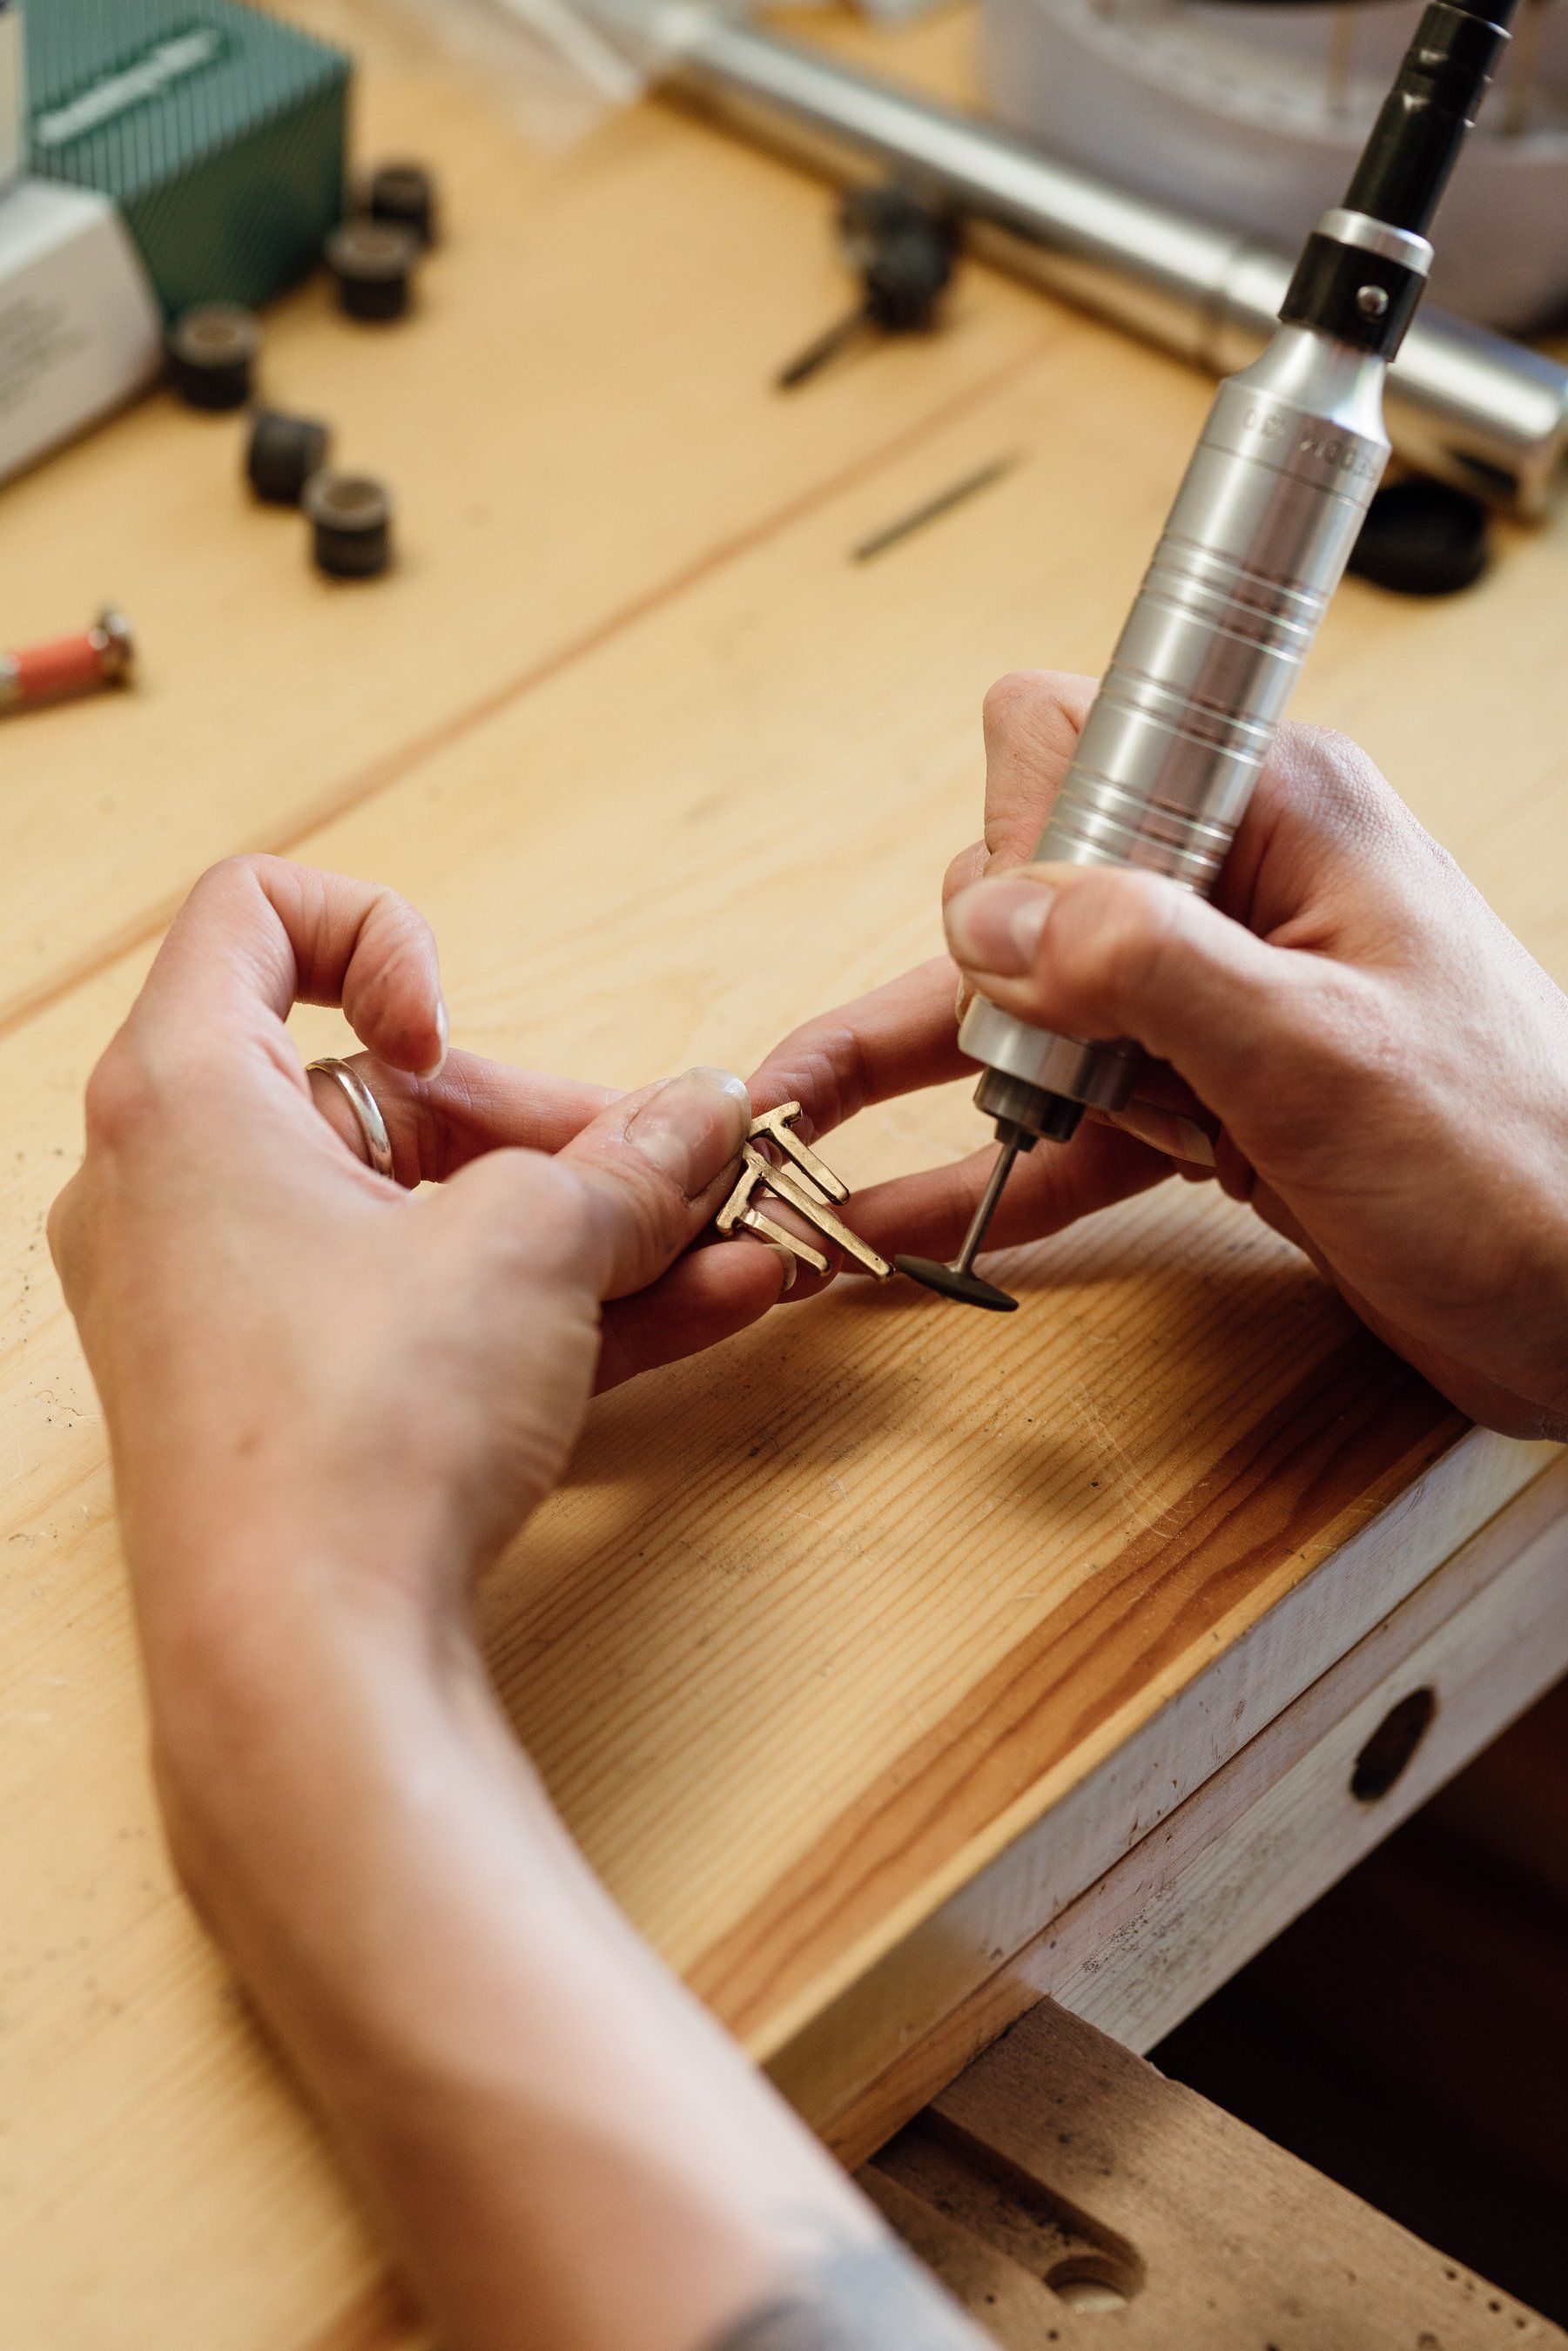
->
left=927, top=670, right=1568, bottom=1440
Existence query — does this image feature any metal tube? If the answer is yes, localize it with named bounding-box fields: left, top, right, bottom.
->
left=952, top=0, right=1510, bottom=1158
left=663, top=18, right=1568, bottom=515
left=960, top=312, right=1396, bottom=1118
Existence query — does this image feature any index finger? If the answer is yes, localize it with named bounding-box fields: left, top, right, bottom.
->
left=748, top=957, right=972, bottom=1141
left=309, top=1048, right=616, bottom=1184
left=978, top=670, right=1095, bottom=873
left=134, top=855, right=447, bottom=1080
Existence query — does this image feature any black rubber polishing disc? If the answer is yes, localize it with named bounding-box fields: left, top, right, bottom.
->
left=1348, top=479, right=1491, bottom=598
left=894, top=1255, right=1019, bottom=1311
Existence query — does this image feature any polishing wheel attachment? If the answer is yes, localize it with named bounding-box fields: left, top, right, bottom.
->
left=894, top=1107, right=1045, bottom=1313
left=892, top=1255, right=1022, bottom=1312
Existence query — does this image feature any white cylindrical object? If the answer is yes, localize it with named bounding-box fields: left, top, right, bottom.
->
left=980, top=0, right=1568, bottom=333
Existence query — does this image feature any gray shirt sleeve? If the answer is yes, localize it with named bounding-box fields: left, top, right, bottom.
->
left=707, top=2238, right=991, bottom=2351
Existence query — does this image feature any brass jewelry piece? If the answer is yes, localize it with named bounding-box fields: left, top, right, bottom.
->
left=716, top=1102, right=892, bottom=1281
left=307, top=1057, right=395, bottom=1181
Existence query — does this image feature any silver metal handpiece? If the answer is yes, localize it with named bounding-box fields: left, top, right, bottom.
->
left=959, top=212, right=1422, bottom=1128
left=888, top=0, right=1519, bottom=1309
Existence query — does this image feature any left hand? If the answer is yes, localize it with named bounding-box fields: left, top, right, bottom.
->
left=50, top=856, right=985, bottom=1634
left=50, top=852, right=986, bottom=2351
left=50, top=854, right=793, bottom=1633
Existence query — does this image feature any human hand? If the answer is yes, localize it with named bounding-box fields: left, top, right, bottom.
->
left=49, top=856, right=806, bottom=1632
left=47, top=854, right=1007, bottom=1634
left=852, top=670, right=1568, bottom=1439
left=50, top=854, right=992, bottom=2351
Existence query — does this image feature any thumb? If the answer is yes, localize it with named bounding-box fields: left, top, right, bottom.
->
left=558, top=1066, right=753, bottom=1300
left=424, top=1068, right=753, bottom=1310
left=946, top=861, right=1340, bottom=1114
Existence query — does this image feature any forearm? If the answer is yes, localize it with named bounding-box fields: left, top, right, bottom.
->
left=60, top=860, right=993, bottom=2351
left=145, top=1550, right=965, bottom=2351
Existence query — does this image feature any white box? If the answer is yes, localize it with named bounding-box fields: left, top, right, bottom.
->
left=0, top=4, right=20, bottom=192
left=981, top=0, right=1568, bottom=333
left=0, top=176, right=163, bottom=483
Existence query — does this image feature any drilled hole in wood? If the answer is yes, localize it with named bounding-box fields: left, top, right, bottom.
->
left=863, top=2114, right=1145, bottom=2310
left=1046, top=2251, right=1135, bottom=2311
left=1351, top=1687, right=1437, bottom=1803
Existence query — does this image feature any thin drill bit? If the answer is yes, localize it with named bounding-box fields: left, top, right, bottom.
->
left=852, top=453, right=1021, bottom=562
left=893, top=1132, right=1024, bottom=1311
left=777, top=303, right=873, bottom=390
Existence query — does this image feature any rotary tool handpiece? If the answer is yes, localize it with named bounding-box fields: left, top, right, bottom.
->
left=897, top=0, right=1518, bottom=1313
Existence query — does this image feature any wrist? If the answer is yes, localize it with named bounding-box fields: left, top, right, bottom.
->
left=118, top=1411, right=495, bottom=1688
left=151, top=1607, right=621, bottom=2098
left=138, top=1514, right=501, bottom=1875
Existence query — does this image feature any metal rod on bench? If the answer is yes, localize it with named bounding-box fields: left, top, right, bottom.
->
left=660, top=16, right=1568, bottom=516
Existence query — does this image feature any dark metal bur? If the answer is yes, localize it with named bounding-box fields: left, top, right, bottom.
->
left=897, top=0, right=1516, bottom=1316
left=895, top=1128, right=1028, bottom=1312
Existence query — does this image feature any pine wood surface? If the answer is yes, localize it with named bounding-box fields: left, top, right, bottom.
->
left=794, top=1445, right=1568, bottom=2165
left=2, top=3, right=1565, bottom=2345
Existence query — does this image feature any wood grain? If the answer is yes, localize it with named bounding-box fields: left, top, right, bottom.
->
left=0, top=0, right=1055, bottom=1033
left=868, top=1996, right=1567, bottom=2346
left=777, top=1429, right=1560, bottom=2160
left=0, top=1, right=1565, bottom=2344
left=690, top=1336, right=1457, bottom=2039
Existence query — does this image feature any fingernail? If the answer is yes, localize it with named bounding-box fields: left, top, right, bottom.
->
left=762, top=1242, right=797, bottom=1295
left=1114, top=1101, right=1217, bottom=1167
left=1173, top=1116, right=1217, bottom=1169
left=946, top=879, right=1054, bottom=976
left=625, top=1068, right=750, bottom=1196
left=418, top=996, right=450, bottom=1081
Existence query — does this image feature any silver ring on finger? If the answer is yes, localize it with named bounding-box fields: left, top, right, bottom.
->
left=307, top=1057, right=395, bottom=1182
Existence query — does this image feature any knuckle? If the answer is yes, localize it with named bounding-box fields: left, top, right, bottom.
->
left=45, top=1174, right=85, bottom=1287
left=362, top=887, right=427, bottom=986
left=83, top=1039, right=158, bottom=1152
left=1291, top=718, right=1363, bottom=770
left=1279, top=724, right=1410, bottom=859
left=192, top=851, right=273, bottom=904
left=83, top=1027, right=226, bottom=1154
left=981, top=669, right=1046, bottom=746
left=347, top=886, right=439, bottom=1054
left=982, top=668, right=1094, bottom=751
left=785, top=1030, right=859, bottom=1136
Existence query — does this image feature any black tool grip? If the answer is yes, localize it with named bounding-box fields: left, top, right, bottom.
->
left=1280, top=235, right=1426, bottom=358
left=1342, top=0, right=1518, bottom=233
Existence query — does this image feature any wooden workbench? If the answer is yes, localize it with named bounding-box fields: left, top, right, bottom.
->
left=2, top=4, right=1565, bottom=2344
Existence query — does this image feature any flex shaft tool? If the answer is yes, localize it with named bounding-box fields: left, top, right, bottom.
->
left=894, top=0, right=1518, bottom=1313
